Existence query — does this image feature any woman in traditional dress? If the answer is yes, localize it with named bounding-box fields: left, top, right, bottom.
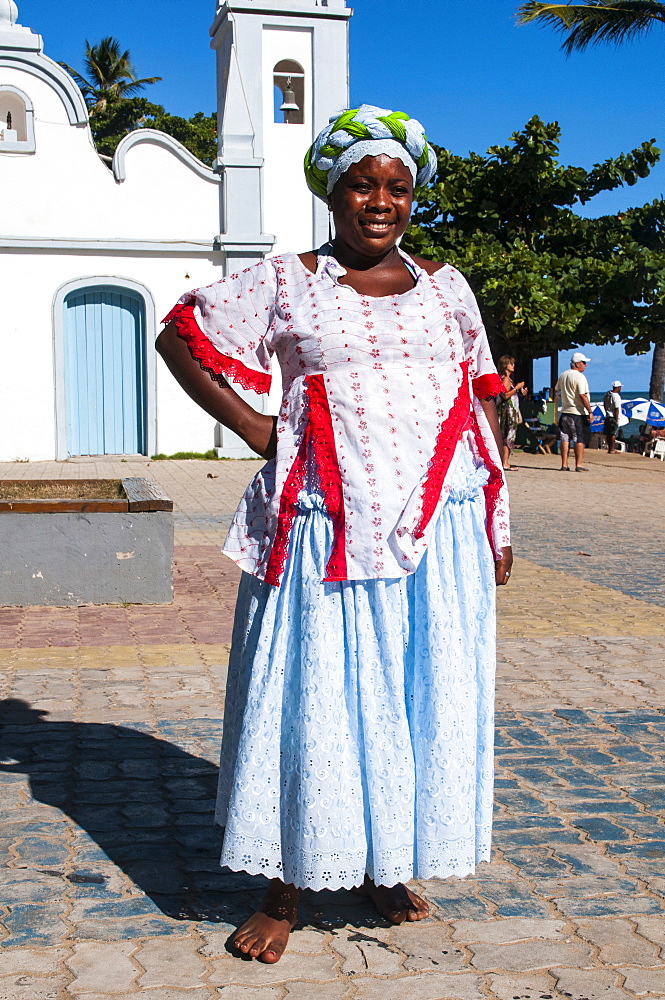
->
left=496, top=355, right=527, bottom=471
left=157, top=105, right=512, bottom=964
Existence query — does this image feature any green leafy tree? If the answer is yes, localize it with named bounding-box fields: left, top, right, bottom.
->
left=60, top=36, right=161, bottom=112
left=404, top=117, right=665, bottom=388
left=517, top=1, right=665, bottom=398
left=516, top=2, right=665, bottom=54
left=90, top=97, right=217, bottom=165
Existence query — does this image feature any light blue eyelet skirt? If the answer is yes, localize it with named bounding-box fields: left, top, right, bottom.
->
left=216, top=449, right=497, bottom=891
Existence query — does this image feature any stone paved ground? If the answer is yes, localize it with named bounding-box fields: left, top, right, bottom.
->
left=0, top=451, right=664, bottom=1000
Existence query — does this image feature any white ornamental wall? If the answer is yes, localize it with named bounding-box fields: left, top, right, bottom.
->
left=0, top=68, right=221, bottom=241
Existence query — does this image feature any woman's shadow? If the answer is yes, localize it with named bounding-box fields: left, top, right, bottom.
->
left=0, top=697, right=267, bottom=927
left=0, top=698, right=383, bottom=931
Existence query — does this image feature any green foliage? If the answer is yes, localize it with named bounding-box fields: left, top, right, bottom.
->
left=89, top=97, right=217, bottom=165
left=403, top=116, right=665, bottom=362
left=61, top=36, right=216, bottom=165
left=517, top=2, right=665, bottom=55
left=60, top=36, right=161, bottom=112
left=151, top=451, right=257, bottom=460
left=151, top=450, right=220, bottom=460
left=149, top=110, right=217, bottom=165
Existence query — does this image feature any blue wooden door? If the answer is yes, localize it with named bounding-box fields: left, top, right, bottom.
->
left=63, top=286, right=147, bottom=456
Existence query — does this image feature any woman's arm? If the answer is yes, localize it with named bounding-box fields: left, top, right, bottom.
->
left=478, top=396, right=513, bottom=586
left=500, top=376, right=525, bottom=400
left=479, top=396, right=502, bottom=455
left=155, top=321, right=277, bottom=460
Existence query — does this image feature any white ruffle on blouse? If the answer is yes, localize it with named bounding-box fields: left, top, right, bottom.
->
left=164, top=248, right=510, bottom=585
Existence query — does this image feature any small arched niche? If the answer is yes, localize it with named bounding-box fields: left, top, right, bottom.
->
left=0, top=87, right=35, bottom=152
left=273, top=59, right=305, bottom=125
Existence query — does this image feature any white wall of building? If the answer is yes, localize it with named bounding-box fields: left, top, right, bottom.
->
left=1, top=251, right=223, bottom=461
left=0, top=27, right=227, bottom=461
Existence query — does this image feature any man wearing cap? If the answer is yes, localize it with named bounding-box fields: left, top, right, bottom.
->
left=603, top=381, right=623, bottom=454
left=555, top=353, right=593, bottom=471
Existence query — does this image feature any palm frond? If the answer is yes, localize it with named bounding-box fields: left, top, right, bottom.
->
left=66, top=35, right=162, bottom=102
left=58, top=62, right=93, bottom=94
left=130, top=76, right=162, bottom=88
left=517, top=1, right=665, bottom=53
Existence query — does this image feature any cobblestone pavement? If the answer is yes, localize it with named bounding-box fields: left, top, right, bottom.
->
left=507, top=449, right=665, bottom=607
left=0, top=453, right=664, bottom=999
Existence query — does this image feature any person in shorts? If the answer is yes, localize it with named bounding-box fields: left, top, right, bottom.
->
left=555, top=352, right=593, bottom=471
left=602, top=381, right=622, bottom=454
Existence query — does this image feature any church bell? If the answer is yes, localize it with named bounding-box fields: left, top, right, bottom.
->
left=279, top=77, right=299, bottom=113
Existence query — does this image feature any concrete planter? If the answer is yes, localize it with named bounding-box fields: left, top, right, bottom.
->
left=0, top=478, right=173, bottom=607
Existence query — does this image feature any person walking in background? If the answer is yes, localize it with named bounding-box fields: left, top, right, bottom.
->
left=496, top=356, right=527, bottom=471
left=555, top=352, right=593, bottom=472
left=603, top=380, right=623, bottom=454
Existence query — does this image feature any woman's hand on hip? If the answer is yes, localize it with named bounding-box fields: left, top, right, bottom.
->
left=156, top=321, right=277, bottom=459
left=495, top=546, right=513, bottom=586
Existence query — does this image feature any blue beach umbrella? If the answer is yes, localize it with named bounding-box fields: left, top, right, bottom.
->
left=590, top=403, right=605, bottom=432
left=591, top=403, right=629, bottom=432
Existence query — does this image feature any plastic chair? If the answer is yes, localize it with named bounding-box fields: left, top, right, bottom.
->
left=648, top=438, right=665, bottom=460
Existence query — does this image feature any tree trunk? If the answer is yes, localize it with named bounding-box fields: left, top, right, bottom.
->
left=550, top=352, right=559, bottom=394
left=517, top=357, right=533, bottom=393
left=649, top=344, right=665, bottom=402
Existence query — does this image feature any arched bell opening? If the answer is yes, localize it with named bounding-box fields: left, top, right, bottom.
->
left=0, top=86, right=34, bottom=150
left=272, top=59, right=304, bottom=125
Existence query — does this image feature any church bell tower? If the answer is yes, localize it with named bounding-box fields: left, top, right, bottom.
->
left=210, top=0, right=352, bottom=269
left=209, top=0, right=351, bottom=457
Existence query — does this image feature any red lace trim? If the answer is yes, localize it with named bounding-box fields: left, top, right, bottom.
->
left=469, top=409, right=505, bottom=559
left=306, top=374, right=347, bottom=582
left=262, top=375, right=346, bottom=586
left=264, top=434, right=308, bottom=587
left=472, top=372, right=505, bottom=399
left=163, top=301, right=271, bottom=394
left=414, top=361, right=471, bottom=540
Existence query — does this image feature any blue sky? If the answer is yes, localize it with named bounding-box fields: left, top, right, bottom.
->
left=21, top=0, right=664, bottom=392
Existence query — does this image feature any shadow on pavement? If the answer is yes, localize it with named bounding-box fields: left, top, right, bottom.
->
left=0, top=699, right=387, bottom=931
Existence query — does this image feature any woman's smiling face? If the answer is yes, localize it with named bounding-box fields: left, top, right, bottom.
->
left=328, top=154, right=414, bottom=258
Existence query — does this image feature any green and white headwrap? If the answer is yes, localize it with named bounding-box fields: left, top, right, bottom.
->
left=304, top=104, right=437, bottom=201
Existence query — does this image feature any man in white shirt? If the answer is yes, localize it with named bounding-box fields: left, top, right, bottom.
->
left=555, top=352, right=593, bottom=472
left=602, top=380, right=622, bottom=454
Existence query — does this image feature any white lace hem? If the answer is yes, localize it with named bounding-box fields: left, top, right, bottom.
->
left=219, top=829, right=493, bottom=892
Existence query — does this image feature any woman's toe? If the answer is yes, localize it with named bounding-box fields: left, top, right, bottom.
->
left=259, top=945, right=284, bottom=964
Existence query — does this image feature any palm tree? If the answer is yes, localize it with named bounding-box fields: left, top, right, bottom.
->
left=517, top=1, right=665, bottom=400
left=61, top=36, right=161, bottom=113
left=517, top=2, right=665, bottom=53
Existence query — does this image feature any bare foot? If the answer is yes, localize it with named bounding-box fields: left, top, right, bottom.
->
left=357, top=876, right=429, bottom=923
left=232, top=879, right=300, bottom=963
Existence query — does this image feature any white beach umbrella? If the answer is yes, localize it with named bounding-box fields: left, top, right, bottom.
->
left=624, top=400, right=665, bottom=427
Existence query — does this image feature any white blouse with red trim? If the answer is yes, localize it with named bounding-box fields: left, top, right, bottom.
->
left=164, top=250, right=510, bottom=585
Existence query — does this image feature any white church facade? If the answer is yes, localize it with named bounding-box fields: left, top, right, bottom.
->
left=0, top=0, right=351, bottom=461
